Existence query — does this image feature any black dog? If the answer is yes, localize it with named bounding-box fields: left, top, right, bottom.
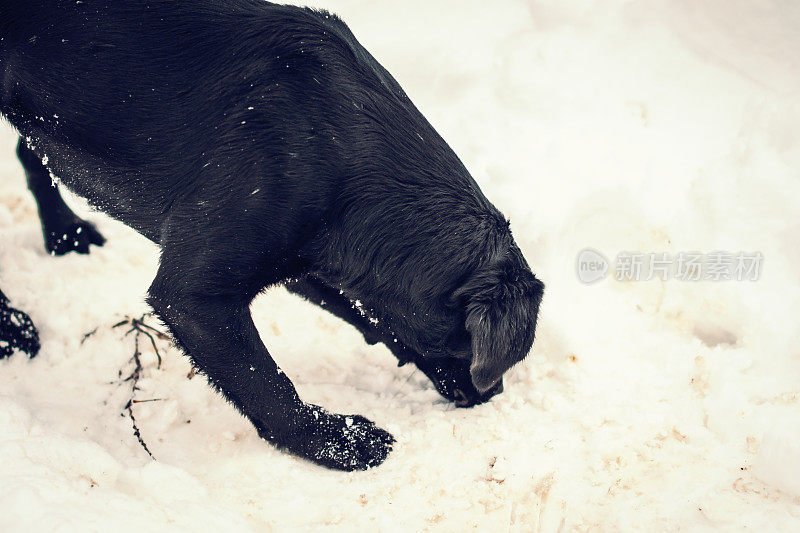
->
left=0, top=0, right=544, bottom=470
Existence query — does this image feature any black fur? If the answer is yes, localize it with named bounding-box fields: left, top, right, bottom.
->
left=0, top=289, right=40, bottom=358
left=0, top=0, right=544, bottom=470
left=17, top=140, right=106, bottom=255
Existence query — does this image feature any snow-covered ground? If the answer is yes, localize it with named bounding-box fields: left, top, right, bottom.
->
left=2, top=0, right=800, bottom=530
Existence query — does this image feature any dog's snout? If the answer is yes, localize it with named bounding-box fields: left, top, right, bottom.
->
left=453, top=389, right=470, bottom=407
left=452, top=378, right=504, bottom=408
left=490, top=379, right=504, bottom=395
left=481, top=378, right=503, bottom=400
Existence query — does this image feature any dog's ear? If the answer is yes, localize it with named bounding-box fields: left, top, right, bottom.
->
left=452, top=254, right=544, bottom=393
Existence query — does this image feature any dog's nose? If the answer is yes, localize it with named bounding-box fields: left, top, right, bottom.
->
left=453, top=378, right=504, bottom=408
left=491, top=380, right=504, bottom=395
left=483, top=379, right=503, bottom=398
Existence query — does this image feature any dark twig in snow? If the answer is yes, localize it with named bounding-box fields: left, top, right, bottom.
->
left=123, top=329, right=154, bottom=459
left=134, top=320, right=170, bottom=340
left=80, top=327, right=98, bottom=345
left=111, top=313, right=170, bottom=460
left=115, top=314, right=165, bottom=369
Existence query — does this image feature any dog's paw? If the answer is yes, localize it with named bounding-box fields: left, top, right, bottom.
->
left=0, top=303, right=40, bottom=358
left=276, top=405, right=394, bottom=471
left=44, top=218, right=105, bottom=255
left=415, top=357, right=503, bottom=408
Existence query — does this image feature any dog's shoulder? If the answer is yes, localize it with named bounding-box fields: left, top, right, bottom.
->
left=238, top=4, right=410, bottom=105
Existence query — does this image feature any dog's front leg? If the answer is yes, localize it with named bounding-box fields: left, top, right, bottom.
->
left=147, top=254, right=393, bottom=471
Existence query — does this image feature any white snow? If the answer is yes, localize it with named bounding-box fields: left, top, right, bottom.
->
left=1, top=0, right=800, bottom=530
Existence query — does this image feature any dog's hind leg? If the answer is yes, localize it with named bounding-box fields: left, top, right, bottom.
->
left=0, top=288, right=40, bottom=359
left=286, top=276, right=501, bottom=407
left=17, top=138, right=105, bottom=255
left=147, top=231, right=394, bottom=471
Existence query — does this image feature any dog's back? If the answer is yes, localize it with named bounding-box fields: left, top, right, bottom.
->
left=0, top=1, right=410, bottom=239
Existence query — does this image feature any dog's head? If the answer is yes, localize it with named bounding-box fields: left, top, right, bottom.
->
left=379, top=239, right=544, bottom=403
left=449, top=245, right=544, bottom=393
left=327, top=184, right=543, bottom=404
